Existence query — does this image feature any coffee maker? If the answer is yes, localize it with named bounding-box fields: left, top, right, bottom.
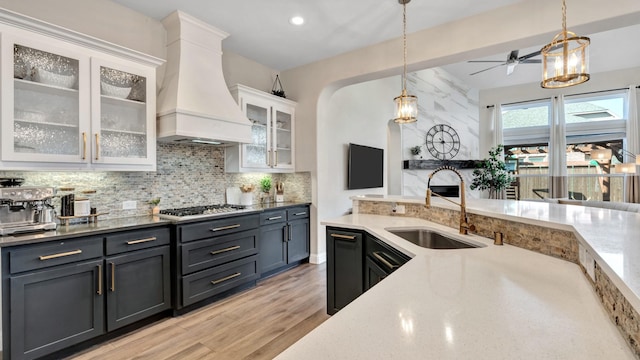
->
left=0, top=187, right=57, bottom=235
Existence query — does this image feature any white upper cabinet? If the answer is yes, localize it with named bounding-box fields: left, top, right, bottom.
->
left=226, top=84, right=296, bottom=173
left=0, top=10, right=162, bottom=171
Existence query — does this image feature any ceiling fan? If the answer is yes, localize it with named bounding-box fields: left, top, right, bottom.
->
left=468, top=50, right=541, bottom=76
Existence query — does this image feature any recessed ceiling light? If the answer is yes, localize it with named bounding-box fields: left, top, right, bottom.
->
left=289, top=16, right=304, bottom=26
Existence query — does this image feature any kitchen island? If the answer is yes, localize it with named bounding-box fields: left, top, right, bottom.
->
left=277, top=197, right=639, bottom=359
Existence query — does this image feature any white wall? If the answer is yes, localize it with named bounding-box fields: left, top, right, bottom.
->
left=222, top=52, right=279, bottom=93
left=315, top=76, right=399, bottom=262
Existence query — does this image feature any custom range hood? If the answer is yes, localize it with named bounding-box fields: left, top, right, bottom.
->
left=156, top=11, right=252, bottom=145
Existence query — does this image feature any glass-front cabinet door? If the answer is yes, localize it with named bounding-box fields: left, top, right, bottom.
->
left=242, top=97, right=273, bottom=169
left=272, top=104, right=294, bottom=170
left=1, top=37, right=90, bottom=163
left=90, top=59, right=155, bottom=166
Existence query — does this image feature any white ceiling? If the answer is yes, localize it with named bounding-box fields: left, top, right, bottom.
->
left=111, top=0, right=640, bottom=90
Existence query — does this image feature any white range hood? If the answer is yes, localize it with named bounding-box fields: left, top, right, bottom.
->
left=156, top=11, right=252, bottom=145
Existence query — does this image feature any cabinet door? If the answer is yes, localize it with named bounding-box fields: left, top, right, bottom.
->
left=271, top=103, right=295, bottom=170
left=259, top=222, right=287, bottom=274
left=10, top=259, right=104, bottom=360
left=90, top=58, right=156, bottom=168
left=1, top=35, right=90, bottom=164
left=105, top=246, right=171, bottom=331
left=365, top=256, right=388, bottom=291
left=241, top=95, right=273, bottom=169
left=287, top=218, right=310, bottom=263
left=326, top=228, right=363, bottom=315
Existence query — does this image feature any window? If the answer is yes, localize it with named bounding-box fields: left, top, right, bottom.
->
left=501, top=91, right=628, bottom=202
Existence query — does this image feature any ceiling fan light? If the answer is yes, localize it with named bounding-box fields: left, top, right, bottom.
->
left=394, top=89, right=418, bottom=123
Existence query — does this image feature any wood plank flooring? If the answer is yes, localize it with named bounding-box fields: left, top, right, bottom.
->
left=68, top=263, right=329, bottom=360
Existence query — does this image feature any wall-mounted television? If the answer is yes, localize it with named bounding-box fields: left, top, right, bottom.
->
left=348, top=143, right=383, bottom=190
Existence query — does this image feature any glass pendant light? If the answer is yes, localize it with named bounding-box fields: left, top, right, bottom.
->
left=393, top=0, right=418, bottom=123
left=541, top=0, right=590, bottom=88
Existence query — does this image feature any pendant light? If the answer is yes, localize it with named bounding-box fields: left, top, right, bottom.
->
left=393, top=0, right=418, bottom=123
left=540, top=0, right=590, bottom=88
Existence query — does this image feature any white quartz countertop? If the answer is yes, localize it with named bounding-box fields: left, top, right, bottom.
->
left=276, top=198, right=639, bottom=359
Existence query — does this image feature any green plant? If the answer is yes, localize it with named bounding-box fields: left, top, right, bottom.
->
left=260, top=176, right=272, bottom=193
left=148, top=197, right=161, bottom=206
left=470, top=145, right=514, bottom=199
left=410, top=145, right=422, bottom=156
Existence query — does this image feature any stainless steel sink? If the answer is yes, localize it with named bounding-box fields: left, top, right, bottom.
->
left=387, top=229, right=481, bottom=249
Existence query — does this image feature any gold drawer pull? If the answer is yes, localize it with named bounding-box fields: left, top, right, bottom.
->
left=210, top=224, right=241, bottom=232
left=330, top=233, right=356, bottom=241
left=110, top=262, right=115, bottom=292
left=294, top=212, right=307, bottom=216
left=39, top=249, right=82, bottom=261
left=267, top=216, right=282, bottom=221
left=97, top=264, right=103, bottom=295
left=373, top=252, right=399, bottom=270
left=126, top=237, right=157, bottom=245
left=211, top=272, right=241, bottom=285
left=210, top=245, right=241, bottom=256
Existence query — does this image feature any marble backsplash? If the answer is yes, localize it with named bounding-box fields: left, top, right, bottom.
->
left=0, top=143, right=311, bottom=219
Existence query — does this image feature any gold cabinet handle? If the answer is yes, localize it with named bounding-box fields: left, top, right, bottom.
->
left=267, top=216, right=282, bottom=221
left=210, top=245, right=241, bottom=256
left=95, top=133, right=100, bottom=161
left=267, top=150, right=272, bottom=167
left=330, top=233, right=356, bottom=241
left=82, top=132, right=87, bottom=160
left=373, top=252, right=399, bottom=271
left=274, top=150, right=278, bottom=167
left=294, top=212, right=307, bottom=216
left=97, top=264, right=103, bottom=295
left=211, top=272, right=241, bottom=285
left=39, top=249, right=82, bottom=261
left=210, top=224, right=241, bottom=232
left=126, top=237, right=157, bottom=245
left=110, top=262, right=115, bottom=292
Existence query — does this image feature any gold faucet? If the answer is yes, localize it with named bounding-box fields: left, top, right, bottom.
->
left=425, top=165, right=476, bottom=235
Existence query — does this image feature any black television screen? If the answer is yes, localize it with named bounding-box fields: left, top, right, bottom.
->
left=348, top=143, right=383, bottom=190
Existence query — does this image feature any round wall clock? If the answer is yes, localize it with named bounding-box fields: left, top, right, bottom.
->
left=425, top=124, right=460, bottom=160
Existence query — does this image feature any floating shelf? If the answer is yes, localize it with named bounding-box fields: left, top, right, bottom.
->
left=403, top=159, right=480, bottom=170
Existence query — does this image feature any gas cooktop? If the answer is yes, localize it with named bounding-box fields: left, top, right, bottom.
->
left=158, top=204, right=252, bottom=221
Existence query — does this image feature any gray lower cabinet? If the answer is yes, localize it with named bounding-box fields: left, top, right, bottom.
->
left=9, top=259, right=104, bottom=360
left=106, top=246, right=171, bottom=331
left=2, top=225, right=171, bottom=360
left=175, top=214, right=260, bottom=309
left=259, top=206, right=310, bottom=276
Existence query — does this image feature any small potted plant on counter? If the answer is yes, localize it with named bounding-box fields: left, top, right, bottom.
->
left=260, top=176, right=273, bottom=204
left=148, top=197, right=161, bottom=215
left=410, top=145, right=422, bottom=160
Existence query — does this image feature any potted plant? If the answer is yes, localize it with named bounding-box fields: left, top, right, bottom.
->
left=148, top=197, right=161, bottom=215
left=260, top=176, right=273, bottom=204
left=470, top=145, right=514, bottom=199
left=410, top=145, right=422, bottom=159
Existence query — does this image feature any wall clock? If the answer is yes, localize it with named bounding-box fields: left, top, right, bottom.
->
left=425, top=124, right=460, bottom=160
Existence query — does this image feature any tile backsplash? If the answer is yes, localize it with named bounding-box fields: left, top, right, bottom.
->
left=0, top=143, right=311, bottom=219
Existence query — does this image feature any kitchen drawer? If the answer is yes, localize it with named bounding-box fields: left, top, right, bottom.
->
left=287, top=206, right=309, bottom=221
left=260, top=209, right=287, bottom=225
left=106, top=226, right=170, bottom=255
left=182, top=255, right=259, bottom=307
left=179, top=214, right=259, bottom=243
left=181, top=229, right=259, bottom=275
left=9, top=236, right=103, bottom=274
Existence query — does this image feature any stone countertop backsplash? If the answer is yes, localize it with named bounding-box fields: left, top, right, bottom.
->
left=0, top=143, right=312, bottom=221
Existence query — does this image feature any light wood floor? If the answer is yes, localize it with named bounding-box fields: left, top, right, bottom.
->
left=68, top=263, right=329, bottom=360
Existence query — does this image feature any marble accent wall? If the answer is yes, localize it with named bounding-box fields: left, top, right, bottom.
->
left=402, top=68, right=480, bottom=197
left=0, top=143, right=311, bottom=219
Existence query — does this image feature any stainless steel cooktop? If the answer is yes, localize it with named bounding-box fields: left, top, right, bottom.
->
left=158, top=204, right=252, bottom=221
